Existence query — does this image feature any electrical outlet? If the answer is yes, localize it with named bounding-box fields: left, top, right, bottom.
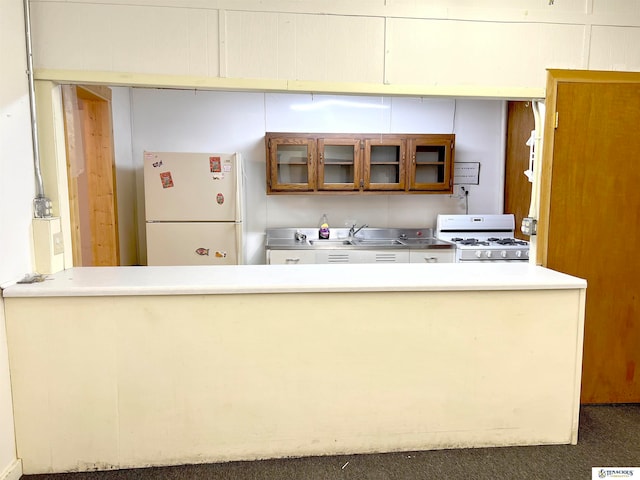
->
left=521, top=217, right=538, bottom=236
left=451, top=185, right=467, bottom=199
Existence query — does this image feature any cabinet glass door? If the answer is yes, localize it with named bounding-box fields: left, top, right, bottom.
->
left=363, top=136, right=406, bottom=190
left=408, top=135, right=454, bottom=192
left=318, top=138, right=361, bottom=190
left=267, top=136, right=316, bottom=192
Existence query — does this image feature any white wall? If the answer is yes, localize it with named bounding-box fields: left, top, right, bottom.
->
left=1, top=4, right=35, bottom=284
left=0, top=0, right=33, bottom=478
left=123, top=89, right=504, bottom=265
left=29, top=1, right=640, bottom=93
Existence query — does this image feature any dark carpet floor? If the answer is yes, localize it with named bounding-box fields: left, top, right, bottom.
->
left=22, top=404, right=640, bottom=480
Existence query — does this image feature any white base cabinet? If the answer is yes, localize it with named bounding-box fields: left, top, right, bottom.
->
left=268, top=249, right=453, bottom=264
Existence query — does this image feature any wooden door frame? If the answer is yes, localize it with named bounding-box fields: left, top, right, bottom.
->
left=61, top=84, right=120, bottom=266
left=537, top=69, right=640, bottom=266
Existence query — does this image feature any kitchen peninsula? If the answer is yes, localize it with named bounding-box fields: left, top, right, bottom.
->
left=3, top=263, right=586, bottom=474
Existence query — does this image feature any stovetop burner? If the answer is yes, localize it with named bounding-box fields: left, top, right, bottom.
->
left=451, top=237, right=527, bottom=247
left=452, top=238, right=490, bottom=246
left=487, top=237, right=529, bottom=246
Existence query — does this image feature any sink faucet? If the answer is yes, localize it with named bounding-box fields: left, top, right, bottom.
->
left=348, top=223, right=368, bottom=238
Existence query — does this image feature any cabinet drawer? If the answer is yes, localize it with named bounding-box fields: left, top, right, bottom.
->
left=268, top=250, right=316, bottom=265
left=409, top=250, right=455, bottom=264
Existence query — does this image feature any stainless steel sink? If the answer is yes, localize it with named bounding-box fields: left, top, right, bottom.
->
left=308, top=239, right=354, bottom=245
left=352, top=239, right=405, bottom=246
left=309, top=238, right=406, bottom=246
left=265, top=227, right=455, bottom=252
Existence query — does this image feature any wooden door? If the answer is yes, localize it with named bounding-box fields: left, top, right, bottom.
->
left=539, top=72, right=640, bottom=403
left=504, top=101, right=534, bottom=240
left=61, top=85, right=120, bottom=266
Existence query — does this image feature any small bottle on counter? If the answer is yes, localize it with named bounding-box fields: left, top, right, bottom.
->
left=318, top=213, right=330, bottom=239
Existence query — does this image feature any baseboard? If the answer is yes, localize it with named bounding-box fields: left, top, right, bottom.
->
left=0, top=459, right=22, bottom=480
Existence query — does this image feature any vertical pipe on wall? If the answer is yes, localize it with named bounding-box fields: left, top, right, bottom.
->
left=23, top=0, right=51, bottom=218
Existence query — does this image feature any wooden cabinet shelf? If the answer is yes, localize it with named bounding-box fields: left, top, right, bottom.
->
left=266, top=132, right=454, bottom=194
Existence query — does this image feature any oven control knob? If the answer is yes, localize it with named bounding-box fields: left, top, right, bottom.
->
left=485, top=251, right=492, bottom=258
left=525, top=250, right=529, bottom=258
left=474, top=251, right=482, bottom=258
left=516, top=250, right=522, bottom=258
left=500, top=250, right=507, bottom=258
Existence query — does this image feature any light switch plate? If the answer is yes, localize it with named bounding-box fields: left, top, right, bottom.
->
left=53, top=231, right=64, bottom=255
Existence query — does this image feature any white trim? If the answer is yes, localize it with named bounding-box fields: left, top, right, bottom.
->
left=0, top=459, right=22, bottom=480
left=34, top=69, right=545, bottom=100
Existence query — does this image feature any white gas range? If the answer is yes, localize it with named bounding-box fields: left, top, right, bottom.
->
left=436, top=214, right=530, bottom=263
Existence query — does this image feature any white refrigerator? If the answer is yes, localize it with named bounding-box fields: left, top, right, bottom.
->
left=143, top=151, right=244, bottom=266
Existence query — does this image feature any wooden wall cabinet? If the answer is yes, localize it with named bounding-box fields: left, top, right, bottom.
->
left=363, top=135, right=406, bottom=191
left=266, top=135, right=317, bottom=192
left=317, top=136, right=362, bottom=191
left=266, top=133, right=454, bottom=194
left=407, top=134, right=455, bottom=192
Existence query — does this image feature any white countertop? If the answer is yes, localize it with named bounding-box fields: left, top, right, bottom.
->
left=1, top=264, right=586, bottom=297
